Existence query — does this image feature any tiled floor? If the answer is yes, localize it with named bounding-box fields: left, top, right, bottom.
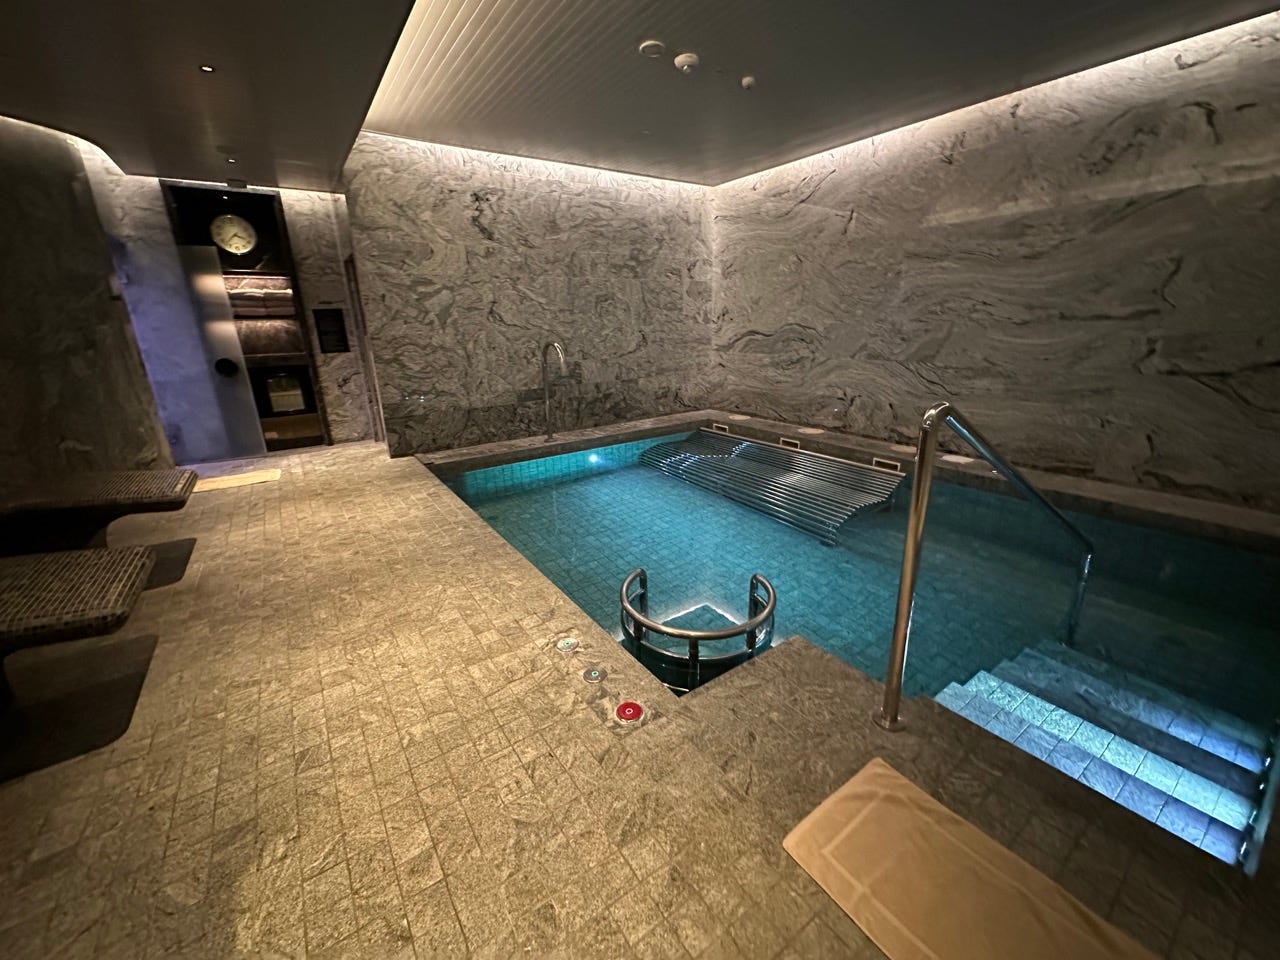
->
left=1, top=441, right=1276, bottom=958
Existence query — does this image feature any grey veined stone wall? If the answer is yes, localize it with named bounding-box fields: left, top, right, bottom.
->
left=0, top=117, right=170, bottom=487
left=709, top=14, right=1280, bottom=511
left=344, top=133, right=715, bottom=455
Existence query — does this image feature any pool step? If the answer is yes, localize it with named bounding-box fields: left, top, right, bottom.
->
left=934, top=665, right=1262, bottom=866
left=1033, top=642, right=1270, bottom=761
left=991, top=652, right=1261, bottom=794
left=639, top=430, right=904, bottom=544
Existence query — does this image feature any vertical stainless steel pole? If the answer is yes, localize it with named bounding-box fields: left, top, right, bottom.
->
left=874, top=402, right=949, bottom=731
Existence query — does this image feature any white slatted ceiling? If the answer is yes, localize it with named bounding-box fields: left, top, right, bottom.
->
left=363, top=0, right=1274, bottom=185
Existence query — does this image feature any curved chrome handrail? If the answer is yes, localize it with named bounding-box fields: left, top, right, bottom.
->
left=620, top=569, right=776, bottom=642
left=874, top=401, right=1095, bottom=731
left=541, top=341, right=567, bottom=439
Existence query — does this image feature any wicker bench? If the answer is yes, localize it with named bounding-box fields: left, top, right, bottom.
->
left=0, top=547, right=154, bottom=707
left=0, top=469, right=197, bottom=555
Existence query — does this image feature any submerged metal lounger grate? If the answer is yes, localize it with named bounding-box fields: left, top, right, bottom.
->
left=639, top=430, right=904, bottom=543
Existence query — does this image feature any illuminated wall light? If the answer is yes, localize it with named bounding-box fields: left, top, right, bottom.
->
left=361, top=132, right=707, bottom=195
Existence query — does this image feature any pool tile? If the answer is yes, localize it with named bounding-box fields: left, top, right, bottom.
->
left=1040, top=708, right=1083, bottom=741
left=1013, top=725, right=1059, bottom=760
left=935, top=684, right=974, bottom=712
left=1155, top=798, right=1210, bottom=846
left=1115, top=778, right=1169, bottom=822
left=1100, top=738, right=1146, bottom=776
left=1135, top=753, right=1182, bottom=794
left=1212, top=792, right=1254, bottom=831
left=1069, top=721, right=1114, bottom=757
left=986, top=709, right=1030, bottom=744
left=988, top=682, right=1029, bottom=713
left=1046, top=741, right=1093, bottom=779
left=1011, top=693, right=1054, bottom=725
left=1079, top=758, right=1128, bottom=799
left=1201, top=820, right=1244, bottom=865
left=959, top=695, right=1001, bottom=725
left=1171, top=772, right=1223, bottom=818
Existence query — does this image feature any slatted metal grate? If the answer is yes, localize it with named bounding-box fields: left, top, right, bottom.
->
left=639, top=430, right=904, bottom=544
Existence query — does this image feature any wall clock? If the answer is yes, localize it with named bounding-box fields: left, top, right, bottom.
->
left=209, top=213, right=258, bottom=255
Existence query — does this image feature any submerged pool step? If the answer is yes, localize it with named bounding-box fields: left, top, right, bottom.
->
left=1033, top=642, right=1270, bottom=764
left=991, top=653, right=1262, bottom=795
left=639, top=430, right=904, bottom=544
left=936, top=676, right=1251, bottom=864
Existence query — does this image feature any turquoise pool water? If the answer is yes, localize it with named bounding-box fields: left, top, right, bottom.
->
left=447, top=433, right=1279, bottom=712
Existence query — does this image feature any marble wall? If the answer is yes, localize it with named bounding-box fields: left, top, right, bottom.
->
left=80, top=149, right=237, bottom=464
left=344, top=134, right=714, bottom=455
left=0, top=118, right=170, bottom=489
left=79, top=160, right=378, bottom=457
left=278, top=190, right=378, bottom=443
left=708, top=15, right=1280, bottom=511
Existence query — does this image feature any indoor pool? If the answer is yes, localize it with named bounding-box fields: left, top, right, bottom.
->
left=445, top=432, right=1278, bottom=708
left=447, top=431, right=1280, bottom=864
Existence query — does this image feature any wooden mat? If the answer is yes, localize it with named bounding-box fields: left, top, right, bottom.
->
left=193, top=468, right=281, bottom=492
left=783, top=758, right=1157, bottom=960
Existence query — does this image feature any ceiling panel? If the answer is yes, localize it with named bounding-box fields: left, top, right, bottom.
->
left=365, top=0, right=1277, bottom=184
left=0, top=0, right=412, bottom=190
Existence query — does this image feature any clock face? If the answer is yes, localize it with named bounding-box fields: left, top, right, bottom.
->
left=209, top=214, right=258, bottom=255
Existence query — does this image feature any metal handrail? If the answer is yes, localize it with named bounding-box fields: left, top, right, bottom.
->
left=620, top=569, right=776, bottom=642
left=620, top=568, right=777, bottom=694
left=874, top=401, right=1094, bottom=731
left=541, top=341, right=567, bottom=439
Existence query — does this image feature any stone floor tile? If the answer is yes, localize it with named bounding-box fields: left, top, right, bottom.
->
left=0, top=441, right=1266, bottom=959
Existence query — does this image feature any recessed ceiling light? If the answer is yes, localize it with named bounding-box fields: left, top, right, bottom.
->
left=674, top=52, right=700, bottom=75
left=638, top=40, right=665, bottom=58
left=199, top=64, right=215, bottom=73
left=226, top=157, right=237, bottom=164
